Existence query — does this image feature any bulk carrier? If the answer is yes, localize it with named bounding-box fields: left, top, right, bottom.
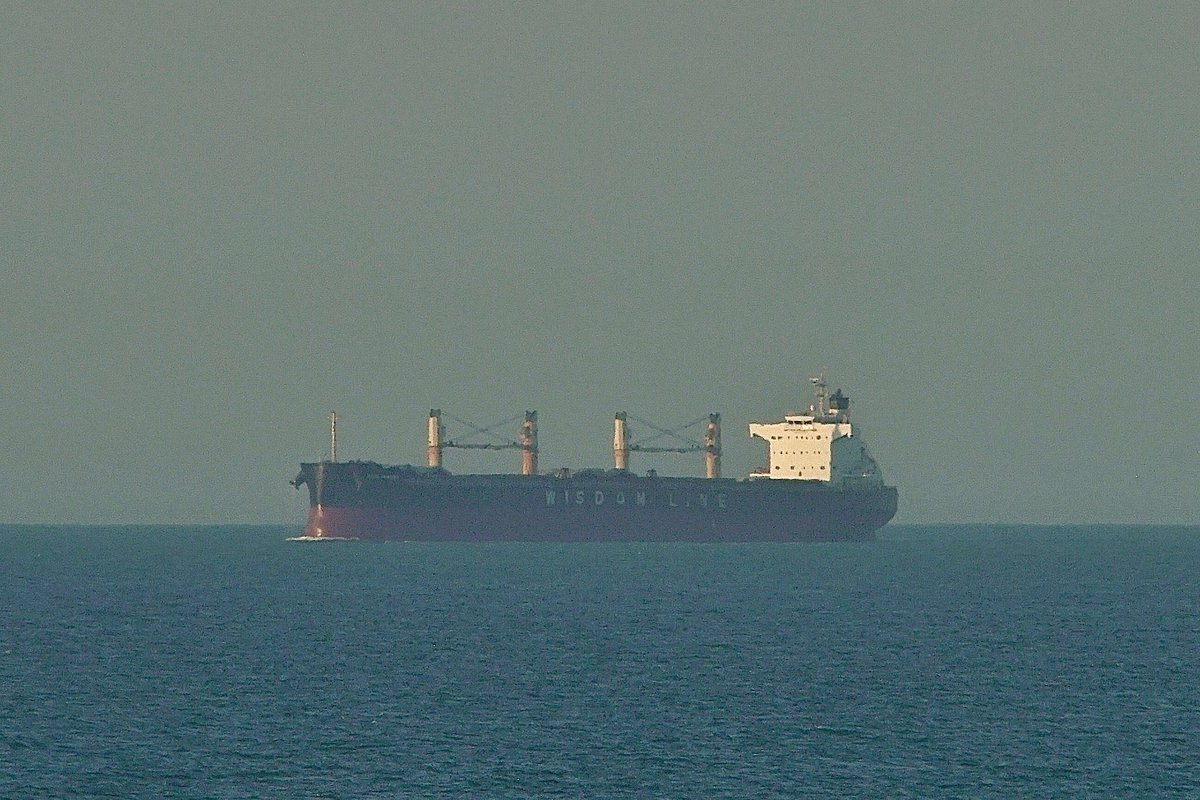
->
left=291, top=374, right=898, bottom=541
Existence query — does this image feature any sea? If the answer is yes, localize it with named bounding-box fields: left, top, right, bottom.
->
left=1, top=524, right=1196, bottom=799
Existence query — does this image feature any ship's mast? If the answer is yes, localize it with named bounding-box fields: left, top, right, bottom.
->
left=810, top=369, right=829, bottom=418
left=329, top=410, right=338, bottom=463
left=613, top=412, right=630, bottom=470
left=519, top=411, right=538, bottom=476
left=704, top=413, right=721, bottom=479
left=427, top=409, right=445, bottom=468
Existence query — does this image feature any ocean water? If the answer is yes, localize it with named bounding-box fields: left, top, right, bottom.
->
left=1, top=525, right=1196, bottom=799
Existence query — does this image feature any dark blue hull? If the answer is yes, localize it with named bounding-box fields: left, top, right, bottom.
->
left=293, top=462, right=898, bottom=542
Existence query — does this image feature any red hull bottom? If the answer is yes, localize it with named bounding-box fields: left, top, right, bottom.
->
left=301, top=503, right=883, bottom=543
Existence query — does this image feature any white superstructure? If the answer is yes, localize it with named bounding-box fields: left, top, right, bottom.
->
left=748, top=373, right=883, bottom=485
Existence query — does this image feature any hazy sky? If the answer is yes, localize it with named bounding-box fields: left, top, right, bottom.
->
left=2, top=3, right=1196, bottom=524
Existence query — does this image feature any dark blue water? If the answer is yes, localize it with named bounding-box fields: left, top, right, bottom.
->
left=1, top=525, right=1196, bottom=798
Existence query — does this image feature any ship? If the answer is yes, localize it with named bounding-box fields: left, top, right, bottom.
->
left=291, top=374, right=898, bottom=541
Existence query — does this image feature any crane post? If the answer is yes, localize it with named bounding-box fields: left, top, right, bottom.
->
left=704, top=413, right=721, bottom=479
